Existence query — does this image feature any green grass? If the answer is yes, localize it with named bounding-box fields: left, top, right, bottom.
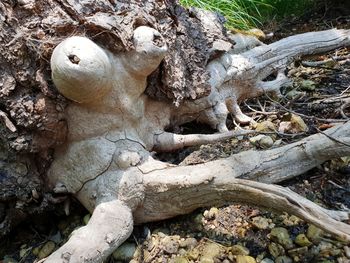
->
left=179, top=0, right=317, bottom=30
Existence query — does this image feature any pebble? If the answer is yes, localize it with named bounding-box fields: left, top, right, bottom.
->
left=249, top=135, right=274, bottom=149
left=275, top=256, right=292, bottom=263
left=282, top=215, right=302, bottom=226
left=255, top=121, right=276, bottom=132
left=268, top=242, right=285, bottom=258
left=261, top=258, right=274, bottom=263
left=187, top=248, right=200, bottom=260
left=199, top=243, right=222, bottom=262
left=172, top=256, right=189, bottom=263
left=112, top=242, right=137, bottom=261
left=287, top=246, right=308, bottom=258
left=344, top=246, right=350, bottom=258
left=161, top=236, right=179, bottom=254
left=236, top=255, right=256, bottom=263
left=300, top=80, right=316, bottom=91
left=306, top=225, right=323, bottom=244
left=38, top=241, right=55, bottom=259
left=153, top=228, right=170, bottom=236
left=270, top=228, right=294, bottom=249
left=207, top=207, right=219, bottom=219
left=295, top=234, right=312, bottom=247
left=179, top=237, right=198, bottom=249
left=290, top=114, right=308, bottom=132
left=286, top=89, right=305, bottom=100
left=83, top=214, right=91, bottom=225
left=231, top=244, right=250, bottom=255
left=251, top=216, right=270, bottom=230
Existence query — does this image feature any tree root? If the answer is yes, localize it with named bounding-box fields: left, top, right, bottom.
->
left=45, top=200, right=133, bottom=263
left=135, top=122, right=350, bottom=241
left=137, top=176, right=350, bottom=241
left=153, top=129, right=257, bottom=152
left=44, top=28, right=350, bottom=262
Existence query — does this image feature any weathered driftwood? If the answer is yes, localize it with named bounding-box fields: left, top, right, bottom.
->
left=43, top=26, right=350, bottom=262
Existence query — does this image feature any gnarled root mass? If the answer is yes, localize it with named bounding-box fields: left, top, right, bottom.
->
left=44, top=28, right=350, bottom=262
left=46, top=122, right=350, bottom=263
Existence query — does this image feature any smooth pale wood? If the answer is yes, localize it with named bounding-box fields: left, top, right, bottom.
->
left=45, top=200, right=133, bottom=263
left=134, top=123, right=350, bottom=241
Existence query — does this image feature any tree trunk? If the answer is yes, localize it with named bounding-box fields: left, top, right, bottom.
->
left=1, top=0, right=350, bottom=262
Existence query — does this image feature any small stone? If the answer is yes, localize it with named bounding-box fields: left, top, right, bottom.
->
left=295, top=234, right=312, bottom=247
left=172, top=256, right=189, bottom=263
left=32, top=246, right=41, bottom=256
left=231, top=244, right=250, bottom=255
left=270, top=227, right=294, bottom=249
left=193, top=214, right=204, bottom=230
left=275, top=256, right=292, bottom=263
left=268, top=242, right=285, bottom=258
left=200, top=243, right=222, bottom=262
left=188, top=248, right=200, bottom=260
left=306, top=225, right=324, bottom=244
left=290, top=114, right=308, bottom=132
left=344, top=246, right=350, bottom=258
left=204, top=208, right=219, bottom=220
left=338, top=257, right=350, bottom=263
left=286, top=89, right=305, bottom=100
left=19, top=245, right=31, bottom=258
left=317, top=241, right=333, bottom=257
left=153, top=228, right=170, bottom=236
left=255, top=121, right=275, bottom=132
left=300, top=80, right=316, bottom=91
left=162, top=236, right=179, bottom=254
left=252, top=216, right=269, bottom=230
left=179, top=237, right=198, bottom=249
left=200, top=257, right=215, bottom=263
left=147, top=236, right=159, bottom=251
left=283, top=215, right=302, bottom=226
left=112, top=242, right=137, bottom=261
left=236, top=255, right=256, bottom=263
left=38, top=241, right=56, bottom=259
left=261, top=258, right=274, bottom=263
left=330, top=249, right=342, bottom=256
left=178, top=248, right=187, bottom=256
left=256, top=253, right=266, bottom=262
left=250, top=135, right=274, bottom=149
left=287, top=246, right=308, bottom=258
left=83, top=214, right=91, bottom=225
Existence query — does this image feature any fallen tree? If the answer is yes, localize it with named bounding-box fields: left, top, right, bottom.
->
left=1, top=1, right=350, bottom=262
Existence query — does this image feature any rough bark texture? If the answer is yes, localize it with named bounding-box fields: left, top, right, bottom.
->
left=0, top=0, right=231, bottom=237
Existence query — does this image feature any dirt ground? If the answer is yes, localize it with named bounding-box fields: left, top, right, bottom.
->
left=1, top=2, right=350, bottom=263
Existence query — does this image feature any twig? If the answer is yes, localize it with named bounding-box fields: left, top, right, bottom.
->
left=316, top=127, right=350, bottom=148
left=0, top=110, right=17, bottom=132
left=340, top=101, right=350, bottom=119
left=265, top=93, right=347, bottom=123
left=244, top=102, right=278, bottom=115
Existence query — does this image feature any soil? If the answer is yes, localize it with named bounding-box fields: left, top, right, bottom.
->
left=1, top=2, right=350, bottom=263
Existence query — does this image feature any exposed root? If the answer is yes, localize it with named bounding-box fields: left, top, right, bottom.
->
left=134, top=123, right=350, bottom=240
left=44, top=200, right=133, bottom=263
left=153, top=129, right=257, bottom=152
left=138, top=175, right=350, bottom=241
left=44, top=28, right=350, bottom=262
left=196, top=29, right=350, bottom=131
